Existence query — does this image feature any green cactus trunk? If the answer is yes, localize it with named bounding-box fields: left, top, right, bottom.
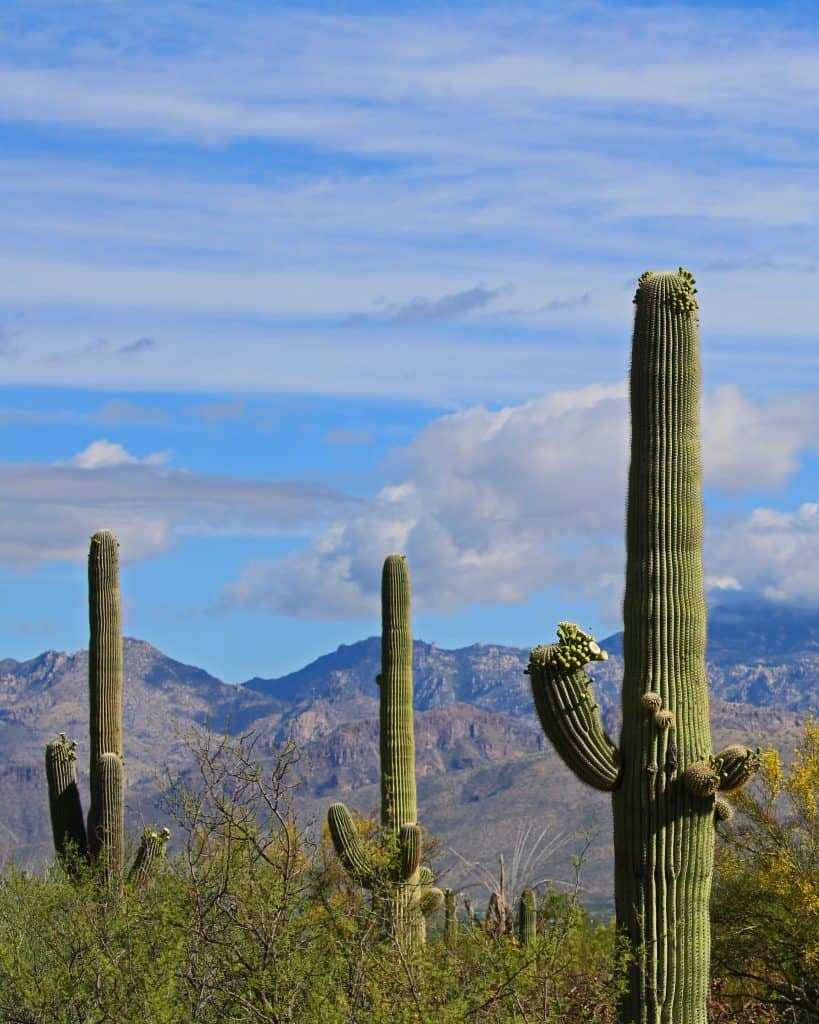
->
left=528, top=271, right=760, bottom=1024
left=516, top=889, right=537, bottom=947
left=379, top=553, right=417, bottom=833
left=443, top=888, right=457, bottom=946
left=379, top=554, right=424, bottom=942
left=87, top=530, right=124, bottom=865
left=95, top=751, right=125, bottom=885
left=613, top=269, right=712, bottom=1024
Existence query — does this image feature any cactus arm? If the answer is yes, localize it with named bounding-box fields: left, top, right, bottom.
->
left=713, top=795, right=734, bottom=825
left=93, top=752, right=124, bottom=882
left=517, top=888, right=537, bottom=947
left=45, top=734, right=88, bottom=867
left=715, top=745, right=761, bottom=793
left=417, top=865, right=434, bottom=887
left=398, top=823, right=421, bottom=881
left=327, top=802, right=376, bottom=888
left=528, top=624, right=621, bottom=792
left=419, top=886, right=444, bottom=915
left=128, top=827, right=170, bottom=888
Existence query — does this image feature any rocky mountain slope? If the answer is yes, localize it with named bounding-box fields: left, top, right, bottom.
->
left=0, top=599, right=815, bottom=908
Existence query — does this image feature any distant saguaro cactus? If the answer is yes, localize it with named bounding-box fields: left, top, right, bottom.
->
left=527, top=271, right=760, bottom=1023
left=45, top=531, right=168, bottom=887
left=516, top=889, right=536, bottom=947
left=327, top=554, right=442, bottom=944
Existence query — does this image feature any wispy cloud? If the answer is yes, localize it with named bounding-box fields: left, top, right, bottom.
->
left=188, top=400, right=247, bottom=424
left=0, top=441, right=357, bottom=569
left=324, top=428, right=375, bottom=446
left=347, top=285, right=506, bottom=325
left=0, top=3, right=817, bottom=406
left=0, top=323, right=21, bottom=358
left=95, top=399, right=171, bottom=426
left=118, top=336, right=157, bottom=355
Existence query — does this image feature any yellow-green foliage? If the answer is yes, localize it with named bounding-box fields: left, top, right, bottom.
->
left=711, top=720, right=819, bottom=1021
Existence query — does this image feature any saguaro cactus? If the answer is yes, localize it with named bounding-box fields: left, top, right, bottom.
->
left=527, top=270, right=759, bottom=1024
left=443, top=888, right=458, bottom=945
left=516, top=889, right=537, bottom=947
left=45, top=530, right=168, bottom=886
left=86, top=530, right=124, bottom=868
left=327, top=554, right=442, bottom=943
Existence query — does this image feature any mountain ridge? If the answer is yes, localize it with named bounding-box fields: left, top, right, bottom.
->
left=1, top=599, right=817, bottom=907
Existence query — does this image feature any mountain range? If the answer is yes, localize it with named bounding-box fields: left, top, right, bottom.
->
left=1, top=598, right=816, bottom=912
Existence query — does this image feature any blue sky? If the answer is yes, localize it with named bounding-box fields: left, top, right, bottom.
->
left=1, top=0, right=818, bottom=682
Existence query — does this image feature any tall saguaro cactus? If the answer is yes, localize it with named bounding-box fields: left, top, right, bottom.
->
left=527, top=270, right=760, bottom=1024
left=327, top=554, right=443, bottom=943
left=86, top=530, right=124, bottom=865
left=45, top=530, right=168, bottom=887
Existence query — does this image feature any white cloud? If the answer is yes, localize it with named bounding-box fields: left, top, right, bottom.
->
left=67, top=439, right=170, bottom=469
left=3, top=379, right=816, bottom=618
left=709, top=503, right=819, bottom=604
left=218, top=381, right=819, bottom=619
left=701, top=386, right=819, bottom=492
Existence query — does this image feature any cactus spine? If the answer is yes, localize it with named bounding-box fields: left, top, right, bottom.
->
left=528, top=271, right=759, bottom=1023
left=45, top=530, right=167, bottom=886
left=327, top=554, right=442, bottom=943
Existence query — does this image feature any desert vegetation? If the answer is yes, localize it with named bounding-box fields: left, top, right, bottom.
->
left=1, top=721, right=817, bottom=1022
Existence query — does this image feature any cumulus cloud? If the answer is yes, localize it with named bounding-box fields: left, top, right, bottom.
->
left=218, top=382, right=819, bottom=620
left=66, top=439, right=171, bottom=469
left=218, top=382, right=631, bottom=618
left=0, top=442, right=355, bottom=570
left=708, top=503, right=819, bottom=605
left=701, top=386, right=819, bottom=492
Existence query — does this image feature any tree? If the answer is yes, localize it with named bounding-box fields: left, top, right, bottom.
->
left=711, top=720, right=819, bottom=1022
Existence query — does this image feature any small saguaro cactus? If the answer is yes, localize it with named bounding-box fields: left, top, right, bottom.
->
left=484, top=852, right=509, bottom=938
left=443, top=888, right=458, bottom=945
left=129, top=827, right=171, bottom=887
left=44, top=530, right=168, bottom=887
left=527, top=271, right=760, bottom=1024
left=516, top=888, right=537, bottom=947
left=327, top=554, right=442, bottom=944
